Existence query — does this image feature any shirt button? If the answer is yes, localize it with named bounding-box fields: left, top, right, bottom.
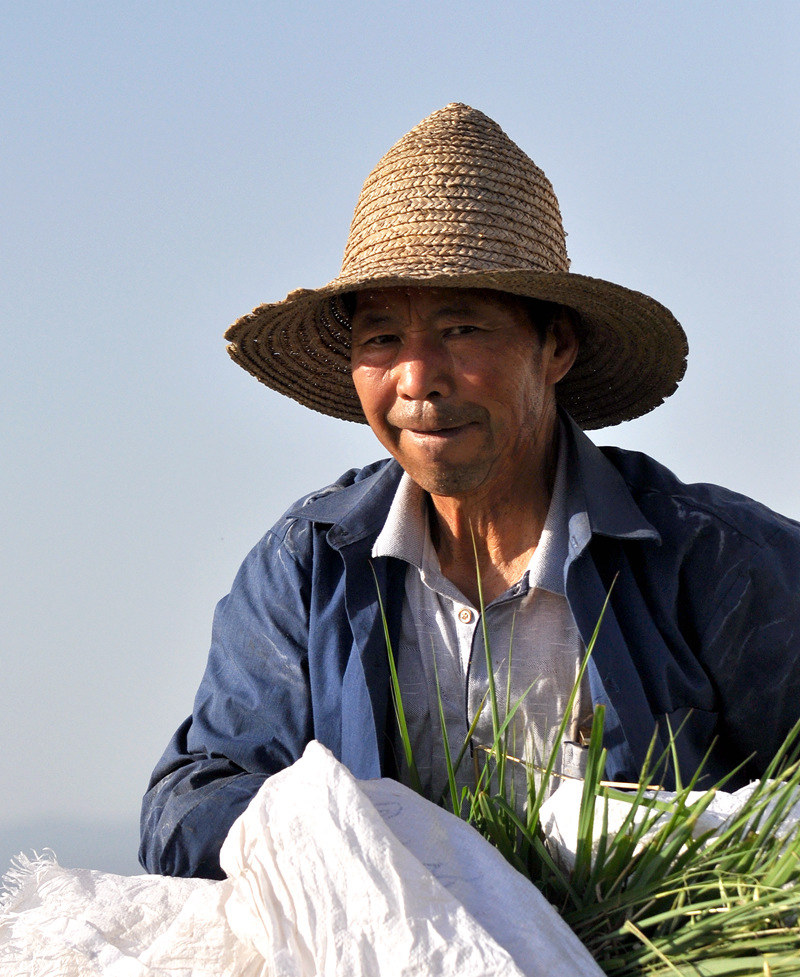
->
left=458, top=607, right=473, bottom=624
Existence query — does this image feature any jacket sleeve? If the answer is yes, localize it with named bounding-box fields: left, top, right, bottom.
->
left=139, top=518, right=315, bottom=878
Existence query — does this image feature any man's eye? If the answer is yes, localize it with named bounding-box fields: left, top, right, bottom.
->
left=363, top=334, right=398, bottom=346
left=447, top=324, right=478, bottom=336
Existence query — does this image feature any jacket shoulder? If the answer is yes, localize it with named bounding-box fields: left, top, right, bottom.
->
left=220, top=459, right=398, bottom=621
left=261, top=457, right=398, bottom=552
left=288, top=458, right=395, bottom=512
left=599, top=445, right=800, bottom=548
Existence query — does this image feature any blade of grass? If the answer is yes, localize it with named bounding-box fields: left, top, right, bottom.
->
left=430, top=639, right=461, bottom=815
left=469, top=523, right=507, bottom=794
left=369, top=561, right=422, bottom=794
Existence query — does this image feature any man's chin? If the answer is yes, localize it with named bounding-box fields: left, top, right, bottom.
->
left=403, top=462, right=488, bottom=499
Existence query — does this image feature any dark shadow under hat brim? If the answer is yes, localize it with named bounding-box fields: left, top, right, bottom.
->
left=224, top=269, right=687, bottom=430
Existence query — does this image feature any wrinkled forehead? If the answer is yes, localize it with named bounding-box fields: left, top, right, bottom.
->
left=349, top=285, right=531, bottom=318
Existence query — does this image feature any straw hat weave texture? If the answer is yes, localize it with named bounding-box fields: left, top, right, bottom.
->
left=225, top=103, right=687, bottom=429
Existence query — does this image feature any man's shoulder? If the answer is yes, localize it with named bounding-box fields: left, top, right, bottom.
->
left=600, top=444, right=800, bottom=548
left=262, top=458, right=401, bottom=553
left=285, top=458, right=398, bottom=516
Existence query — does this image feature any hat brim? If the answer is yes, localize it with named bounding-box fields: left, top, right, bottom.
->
left=224, top=270, right=687, bottom=430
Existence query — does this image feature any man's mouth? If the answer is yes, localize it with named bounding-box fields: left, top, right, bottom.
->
left=388, top=408, right=483, bottom=441
left=405, top=422, right=476, bottom=438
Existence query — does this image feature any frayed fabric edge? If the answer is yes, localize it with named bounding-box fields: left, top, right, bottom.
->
left=0, top=849, right=58, bottom=911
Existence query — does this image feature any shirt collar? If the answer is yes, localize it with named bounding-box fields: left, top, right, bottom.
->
left=372, top=472, right=428, bottom=568
left=289, top=411, right=659, bottom=555
left=526, top=426, right=569, bottom=594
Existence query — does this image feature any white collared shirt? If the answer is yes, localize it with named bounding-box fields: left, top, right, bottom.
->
left=372, top=430, right=592, bottom=811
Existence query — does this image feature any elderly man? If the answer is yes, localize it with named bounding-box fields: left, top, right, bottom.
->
left=140, top=104, right=800, bottom=879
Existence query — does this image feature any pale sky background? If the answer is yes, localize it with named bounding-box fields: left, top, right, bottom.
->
left=2, top=2, right=798, bottom=876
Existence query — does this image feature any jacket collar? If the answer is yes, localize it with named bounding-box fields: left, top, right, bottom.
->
left=291, top=412, right=660, bottom=551
left=289, top=460, right=403, bottom=549
left=561, top=412, right=661, bottom=546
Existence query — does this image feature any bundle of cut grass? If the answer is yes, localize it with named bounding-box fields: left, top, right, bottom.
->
left=376, top=569, right=800, bottom=976
left=477, top=713, right=800, bottom=976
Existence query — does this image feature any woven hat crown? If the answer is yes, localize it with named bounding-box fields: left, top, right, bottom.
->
left=225, top=103, right=687, bottom=429
left=340, top=103, right=570, bottom=283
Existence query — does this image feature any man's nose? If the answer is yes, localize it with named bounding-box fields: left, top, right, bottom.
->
left=394, top=336, right=454, bottom=401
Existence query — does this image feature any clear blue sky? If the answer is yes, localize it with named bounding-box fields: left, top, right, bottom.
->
left=2, top=1, right=797, bottom=875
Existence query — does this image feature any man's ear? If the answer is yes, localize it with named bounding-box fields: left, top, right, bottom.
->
left=545, top=307, right=579, bottom=385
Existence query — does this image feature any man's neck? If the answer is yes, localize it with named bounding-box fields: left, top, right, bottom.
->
left=428, top=428, right=560, bottom=607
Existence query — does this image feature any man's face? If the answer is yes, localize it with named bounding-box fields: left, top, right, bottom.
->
left=349, top=287, right=576, bottom=499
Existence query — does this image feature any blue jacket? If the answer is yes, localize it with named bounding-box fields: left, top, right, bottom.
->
left=140, top=417, right=800, bottom=878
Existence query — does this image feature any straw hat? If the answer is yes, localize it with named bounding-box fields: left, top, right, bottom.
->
left=225, top=103, right=687, bottom=429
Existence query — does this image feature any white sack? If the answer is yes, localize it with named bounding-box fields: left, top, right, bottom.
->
left=1, top=742, right=603, bottom=976
left=0, top=852, right=263, bottom=977
left=222, top=741, right=602, bottom=977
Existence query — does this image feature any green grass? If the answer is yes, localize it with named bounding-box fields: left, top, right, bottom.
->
left=373, top=560, right=800, bottom=975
